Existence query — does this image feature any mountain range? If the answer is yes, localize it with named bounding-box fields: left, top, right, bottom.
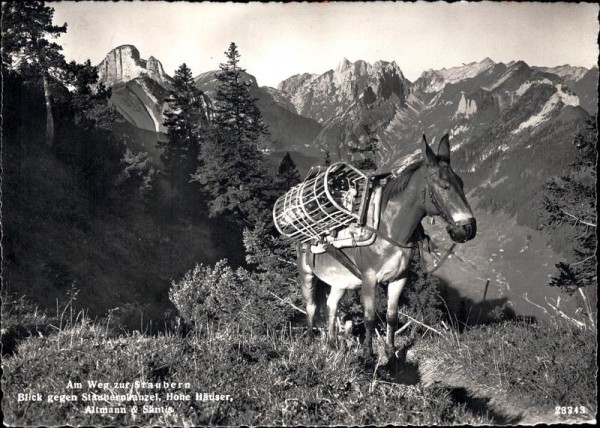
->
left=97, top=45, right=596, bottom=226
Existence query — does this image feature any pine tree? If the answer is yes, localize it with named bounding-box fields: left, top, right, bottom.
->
left=192, top=43, right=270, bottom=224
left=211, top=43, right=269, bottom=143
left=160, top=63, right=208, bottom=194
left=350, top=123, right=379, bottom=170
left=274, top=152, right=301, bottom=192
left=542, top=118, right=596, bottom=308
left=64, top=59, right=114, bottom=130
left=2, top=1, right=67, bottom=147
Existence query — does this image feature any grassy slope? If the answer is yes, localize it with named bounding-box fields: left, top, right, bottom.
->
left=413, top=320, right=597, bottom=424
left=2, top=307, right=596, bottom=426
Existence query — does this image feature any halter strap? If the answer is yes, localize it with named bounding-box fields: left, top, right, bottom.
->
left=421, top=165, right=460, bottom=230
left=362, top=224, right=419, bottom=249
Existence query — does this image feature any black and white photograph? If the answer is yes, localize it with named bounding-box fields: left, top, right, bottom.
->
left=1, top=1, right=598, bottom=425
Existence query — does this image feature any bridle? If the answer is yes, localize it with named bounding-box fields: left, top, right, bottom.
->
left=421, top=163, right=464, bottom=232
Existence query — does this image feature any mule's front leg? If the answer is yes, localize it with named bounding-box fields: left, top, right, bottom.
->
left=386, top=278, right=407, bottom=358
left=298, top=246, right=317, bottom=341
left=361, top=274, right=377, bottom=362
left=326, top=286, right=345, bottom=348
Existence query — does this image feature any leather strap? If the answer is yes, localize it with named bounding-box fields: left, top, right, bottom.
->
left=325, top=245, right=362, bottom=279
left=362, top=225, right=419, bottom=249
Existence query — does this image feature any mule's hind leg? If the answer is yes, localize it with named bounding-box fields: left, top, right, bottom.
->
left=361, top=273, right=377, bottom=362
left=301, top=272, right=317, bottom=341
left=326, top=286, right=346, bottom=348
left=386, top=278, right=407, bottom=358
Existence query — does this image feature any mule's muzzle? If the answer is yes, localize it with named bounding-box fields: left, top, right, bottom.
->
left=448, top=218, right=477, bottom=243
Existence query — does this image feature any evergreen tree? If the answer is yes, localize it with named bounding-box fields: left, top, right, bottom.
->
left=541, top=118, right=596, bottom=309
left=64, top=59, right=114, bottom=130
left=274, top=152, right=301, bottom=191
left=160, top=63, right=208, bottom=194
left=2, top=1, right=67, bottom=147
left=211, top=43, right=269, bottom=143
left=350, top=123, right=379, bottom=170
left=192, top=42, right=270, bottom=224
left=113, top=149, right=158, bottom=211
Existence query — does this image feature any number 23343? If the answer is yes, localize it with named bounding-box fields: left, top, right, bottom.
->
left=555, top=406, right=586, bottom=415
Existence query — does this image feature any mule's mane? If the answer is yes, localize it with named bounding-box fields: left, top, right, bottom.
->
left=381, top=161, right=423, bottom=208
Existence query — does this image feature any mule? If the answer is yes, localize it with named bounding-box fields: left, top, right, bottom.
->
left=297, top=134, right=476, bottom=360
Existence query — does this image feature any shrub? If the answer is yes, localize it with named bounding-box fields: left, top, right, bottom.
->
left=169, top=260, right=295, bottom=332
left=402, top=259, right=445, bottom=326
left=1, top=294, right=57, bottom=356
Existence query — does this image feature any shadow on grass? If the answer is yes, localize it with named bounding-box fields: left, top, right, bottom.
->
left=437, top=277, right=537, bottom=329
left=448, top=386, right=522, bottom=425
left=378, top=348, right=523, bottom=425
left=379, top=343, right=420, bottom=385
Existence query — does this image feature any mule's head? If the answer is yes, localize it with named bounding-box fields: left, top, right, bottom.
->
left=421, top=134, right=476, bottom=243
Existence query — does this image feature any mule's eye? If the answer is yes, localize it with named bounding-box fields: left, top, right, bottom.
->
left=441, top=182, right=450, bottom=190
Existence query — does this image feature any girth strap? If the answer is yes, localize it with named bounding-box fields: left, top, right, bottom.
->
left=325, top=245, right=362, bottom=280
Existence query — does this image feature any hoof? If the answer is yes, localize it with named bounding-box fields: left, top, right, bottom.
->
left=362, top=354, right=375, bottom=369
left=384, top=343, right=396, bottom=360
left=362, top=347, right=375, bottom=367
left=327, top=337, right=338, bottom=350
left=303, top=330, right=315, bottom=344
left=343, top=320, right=354, bottom=335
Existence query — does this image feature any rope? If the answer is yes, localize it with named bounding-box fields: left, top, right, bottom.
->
left=419, top=240, right=456, bottom=274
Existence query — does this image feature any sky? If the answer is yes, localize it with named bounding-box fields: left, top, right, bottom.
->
left=50, top=1, right=599, bottom=88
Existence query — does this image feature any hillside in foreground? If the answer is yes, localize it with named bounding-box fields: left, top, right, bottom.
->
left=1, top=296, right=596, bottom=426
left=1, top=71, right=245, bottom=329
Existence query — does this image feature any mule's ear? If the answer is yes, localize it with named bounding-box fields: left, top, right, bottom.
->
left=437, top=134, right=451, bottom=164
left=422, top=134, right=437, bottom=166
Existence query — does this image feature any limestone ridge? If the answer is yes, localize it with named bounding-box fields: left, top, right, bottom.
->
left=414, top=58, right=496, bottom=93
left=96, top=45, right=175, bottom=135
left=146, top=56, right=171, bottom=85
left=97, top=45, right=172, bottom=87
left=278, top=58, right=410, bottom=124
left=532, top=65, right=590, bottom=85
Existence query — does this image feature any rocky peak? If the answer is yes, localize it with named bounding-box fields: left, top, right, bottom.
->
left=337, top=57, right=352, bottom=73
left=97, top=45, right=171, bottom=87
left=414, top=58, right=496, bottom=93
left=277, top=58, right=409, bottom=123
left=480, top=57, right=495, bottom=68
left=532, top=64, right=589, bottom=84
left=373, top=60, right=403, bottom=74
left=482, top=60, right=534, bottom=92
left=194, top=70, right=258, bottom=99
left=277, top=73, right=316, bottom=94
left=146, top=56, right=169, bottom=85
